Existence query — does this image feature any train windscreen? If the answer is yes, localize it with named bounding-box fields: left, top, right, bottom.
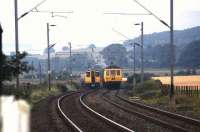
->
left=86, top=72, right=90, bottom=77
left=111, top=70, right=115, bottom=76
left=95, top=71, right=100, bottom=77
left=117, top=70, right=120, bottom=75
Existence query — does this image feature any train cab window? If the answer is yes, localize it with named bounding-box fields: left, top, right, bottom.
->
left=95, top=71, right=100, bottom=77
left=86, top=72, right=90, bottom=77
left=111, top=70, right=115, bottom=75
left=117, top=70, right=120, bottom=75
left=106, top=71, right=109, bottom=76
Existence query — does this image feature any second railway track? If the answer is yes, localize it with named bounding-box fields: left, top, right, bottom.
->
left=101, top=89, right=200, bottom=132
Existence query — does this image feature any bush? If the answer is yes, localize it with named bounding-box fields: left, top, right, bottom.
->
left=127, top=73, right=154, bottom=84
left=2, top=84, right=32, bottom=100
left=135, top=79, right=161, bottom=94
left=56, top=83, right=68, bottom=92
left=120, top=82, right=132, bottom=89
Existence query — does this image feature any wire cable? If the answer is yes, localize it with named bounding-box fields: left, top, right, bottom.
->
left=132, top=0, right=170, bottom=28
left=18, top=0, right=48, bottom=20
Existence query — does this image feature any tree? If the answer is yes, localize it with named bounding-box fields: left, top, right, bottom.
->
left=178, top=40, right=200, bottom=68
left=101, top=44, right=128, bottom=67
left=71, top=53, right=95, bottom=70
left=143, top=44, right=176, bottom=68
left=0, top=51, right=31, bottom=94
left=2, top=52, right=31, bottom=81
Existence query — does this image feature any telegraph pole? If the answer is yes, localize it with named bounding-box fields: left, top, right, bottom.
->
left=47, top=23, right=51, bottom=90
left=141, top=22, right=144, bottom=85
left=169, top=0, right=175, bottom=110
left=14, top=0, right=20, bottom=89
left=38, top=62, right=42, bottom=84
left=68, top=42, right=72, bottom=85
left=133, top=43, right=136, bottom=95
left=135, top=22, right=144, bottom=86
left=0, top=23, right=3, bottom=94
left=31, top=61, right=34, bottom=80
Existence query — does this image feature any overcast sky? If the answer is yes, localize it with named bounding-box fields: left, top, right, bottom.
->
left=0, top=0, right=200, bottom=54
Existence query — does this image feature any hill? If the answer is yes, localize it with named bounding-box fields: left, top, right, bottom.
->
left=124, top=26, right=200, bottom=48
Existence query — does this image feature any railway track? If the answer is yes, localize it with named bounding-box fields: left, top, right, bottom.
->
left=101, top=89, right=200, bottom=132
left=57, top=90, right=134, bottom=132
left=116, top=90, right=200, bottom=126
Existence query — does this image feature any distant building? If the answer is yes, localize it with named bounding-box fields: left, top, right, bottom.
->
left=21, top=45, right=106, bottom=79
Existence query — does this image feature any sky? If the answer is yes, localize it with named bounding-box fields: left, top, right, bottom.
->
left=0, top=0, right=200, bottom=54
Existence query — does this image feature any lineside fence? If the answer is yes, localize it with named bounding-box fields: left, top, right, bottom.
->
left=162, top=84, right=200, bottom=97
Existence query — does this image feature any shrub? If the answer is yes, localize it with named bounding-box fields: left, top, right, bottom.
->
left=135, top=79, right=161, bottom=94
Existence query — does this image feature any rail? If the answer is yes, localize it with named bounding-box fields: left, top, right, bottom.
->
left=80, top=92, right=135, bottom=132
left=101, top=90, right=189, bottom=132
left=116, top=90, right=200, bottom=126
left=57, top=92, right=83, bottom=132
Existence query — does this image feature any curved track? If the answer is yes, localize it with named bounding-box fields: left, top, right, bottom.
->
left=57, top=92, right=83, bottom=132
left=57, top=90, right=135, bottom=132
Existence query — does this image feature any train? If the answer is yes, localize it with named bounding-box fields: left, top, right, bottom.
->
left=82, top=65, right=124, bottom=88
left=83, top=70, right=101, bottom=88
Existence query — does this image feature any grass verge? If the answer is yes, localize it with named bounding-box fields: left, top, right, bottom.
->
left=129, top=79, right=200, bottom=116
left=2, top=80, right=81, bottom=106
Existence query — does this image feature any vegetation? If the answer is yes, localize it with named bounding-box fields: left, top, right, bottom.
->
left=70, top=53, right=95, bottom=70
left=1, top=52, right=30, bottom=81
left=124, top=26, right=200, bottom=69
left=29, top=84, right=60, bottom=104
left=175, top=96, right=200, bottom=115
left=2, top=83, right=59, bottom=103
left=178, top=40, right=200, bottom=68
left=127, top=73, right=153, bottom=84
left=130, top=78, right=200, bottom=116
left=3, top=80, right=80, bottom=105
left=101, top=44, right=128, bottom=67
left=124, top=26, right=200, bottom=47
left=0, top=52, right=31, bottom=94
left=133, top=79, right=162, bottom=99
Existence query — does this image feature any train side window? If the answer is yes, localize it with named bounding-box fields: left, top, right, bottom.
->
left=106, top=71, right=109, bottom=76
left=86, top=72, right=90, bottom=77
left=96, top=72, right=100, bottom=77
left=117, top=70, right=120, bottom=75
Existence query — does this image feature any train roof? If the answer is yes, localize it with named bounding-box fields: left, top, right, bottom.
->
left=104, top=65, right=121, bottom=69
left=86, top=69, right=100, bottom=72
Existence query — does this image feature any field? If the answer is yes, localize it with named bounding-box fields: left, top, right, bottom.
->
left=152, top=75, right=200, bottom=86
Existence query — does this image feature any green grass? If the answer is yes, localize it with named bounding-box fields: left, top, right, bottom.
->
left=133, top=79, right=200, bottom=116
left=175, top=96, right=200, bottom=116
left=3, top=80, right=81, bottom=107
left=29, top=85, right=61, bottom=104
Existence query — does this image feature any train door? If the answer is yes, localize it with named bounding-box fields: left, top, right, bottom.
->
left=110, top=70, right=116, bottom=80
left=91, top=70, right=95, bottom=87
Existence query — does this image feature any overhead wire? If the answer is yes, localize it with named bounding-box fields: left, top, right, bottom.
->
left=132, top=0, right=170, bottom=28
left=18, top=0, right=48, bottom=20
